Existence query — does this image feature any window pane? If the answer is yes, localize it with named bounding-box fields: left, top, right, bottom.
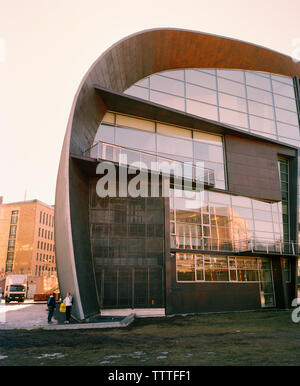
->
left=157, top=123, right=191, bottom=138
left=186, top=83, right=217, bottom=105
left=193, top=131, right=223, bottom=146
left=208, top=191, right=231, bottom=204
left=218, top=92, right=247, bottom=113
left=271, top=74, right=294, bottom=86
left=275, top=108, right=299, bottom=126
left=249, top=115, right=276, bottom=135
left=157, top=134, right=193, bottom=157
left=95, top=124, right=115, bottom=143
left=277, top=122, right=300, bottom=140
left=253, top=210, right=273, bottom=221
left=177, top=268, right=194, bottom=281
left=125, top=85, right=149, bottom=100
left=248, top=100, right=275, bottom=120
left=102, top=112, right=115, bottom=125
left=116, top=114, right=155, bottom=132
left=245, top=72, right=271, bottom=91
left=272, top=80, right=295, bottom=98
left=150, top=74, right=185, bottom=97
left=196, top=269, right=204, bottom=281
left=254, top=221, right=274, bottom=232
left=115, top=127, right=156, bottom=152
left=160, top=69, right=185, bottom=80
left=202, top=161, right=225, bottom=181
left=247, top=86, right=273, bottom=105
left=219, top=108, right=248, bottom=128
left=274, top=94, right=297, bottom=112
left=218, top=77, right=246, bottom=97
left=232, top=206, right=253, bottom=219
left=217, top=69, right=244, bottom=83
left=186, top=99, right=218, bottom=121
left=135, top=77, right=150, bottom=87
left=193, top=142, right=224, bottom=163
left=150, top=90, right=185, bottom=111
left=231, top=196, right=252, bottom=208
left=185, top=69, right=217, bottom=89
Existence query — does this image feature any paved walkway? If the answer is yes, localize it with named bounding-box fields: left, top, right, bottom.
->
left=0, top=301, right=165, bottom=330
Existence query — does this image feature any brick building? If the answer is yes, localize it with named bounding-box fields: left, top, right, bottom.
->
left=0, top=198, right=58, bottom=296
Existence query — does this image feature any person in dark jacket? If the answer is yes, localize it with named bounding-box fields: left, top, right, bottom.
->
left=47, top=292, right=56, bottom=324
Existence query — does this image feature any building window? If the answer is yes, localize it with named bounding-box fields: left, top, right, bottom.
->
left=5, top=263, right=13, bottom=273
left=124, top=69, right=299, bottom=148
left=169, top=187, right=284, bottom=254
left=10, top=210, right=19, bottom=224
left=6, top=252, right=14, bottom=263
left=9, top=225, right=17, bottom=238
left=7, top=239, right=15, bottom=251
left=93, top=112, right=226, bottom=190
left=176, top=253, right=275, bottom=306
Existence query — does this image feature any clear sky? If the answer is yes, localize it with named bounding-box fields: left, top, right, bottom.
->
left=0, top=0, right=299, bottom=205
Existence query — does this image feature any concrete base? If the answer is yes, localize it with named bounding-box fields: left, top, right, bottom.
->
left=100, top=308, right=166, bottom=317
left=44, top=313, right=136, bottom=330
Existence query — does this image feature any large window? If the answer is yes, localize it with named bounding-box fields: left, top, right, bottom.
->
left=125, top=68, right=300, bottom=148
left=91, top=112, right=226, bottom=189
left=170, top=187, right=284, bottom=253
left=176, top=254, right=275, bottom=307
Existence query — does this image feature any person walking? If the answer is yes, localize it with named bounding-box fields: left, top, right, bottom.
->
left=63, top=292, right=73, bottom=324
left=47, top=292, right=56, bottom=324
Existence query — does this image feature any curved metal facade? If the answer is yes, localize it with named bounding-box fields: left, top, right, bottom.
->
left=55, top=28, right=300, bottom=320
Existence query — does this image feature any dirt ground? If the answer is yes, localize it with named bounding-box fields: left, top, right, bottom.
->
left=0, top=308, right=300, bottom=366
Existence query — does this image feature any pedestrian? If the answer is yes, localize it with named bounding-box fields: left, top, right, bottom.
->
left=63, top=292, right=73, bottom=324
left=47, top=292, right=56, bottom=324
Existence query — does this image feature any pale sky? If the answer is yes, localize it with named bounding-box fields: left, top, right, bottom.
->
left=0, top=0, right=299, bottom=205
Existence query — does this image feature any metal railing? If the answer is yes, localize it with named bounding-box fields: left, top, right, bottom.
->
left=84, top=141, right=215, bottom=187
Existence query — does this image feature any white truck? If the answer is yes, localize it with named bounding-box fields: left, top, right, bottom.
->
left=4, top=275, right=27, bottom=303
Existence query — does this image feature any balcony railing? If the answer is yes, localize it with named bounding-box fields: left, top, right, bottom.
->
left=84, top=141, right=215, bottom=187
left=171, top=236, right=297, bottom=255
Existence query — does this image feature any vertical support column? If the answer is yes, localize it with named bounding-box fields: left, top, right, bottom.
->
left=290, top=257, right=298, bottom=306
left=164, top=194, right=172, bottom=315
left=272, top=256, right=289, bottom=309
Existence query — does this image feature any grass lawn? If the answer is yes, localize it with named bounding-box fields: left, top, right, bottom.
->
left=0, top=309, right=299, bottom=366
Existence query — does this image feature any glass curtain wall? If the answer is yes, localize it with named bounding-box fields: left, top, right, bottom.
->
left=176, top=253, right=275, bottom=307
left=170, top=188, right=284, bottom=253
left=90, top=112, right=226, bottom=189
left=89, top=178, right=165, bottom=308
left=125, top=69, right=300, bottom=148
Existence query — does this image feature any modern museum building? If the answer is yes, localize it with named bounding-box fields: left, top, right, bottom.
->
left=55, top=28, right=300, bottom=320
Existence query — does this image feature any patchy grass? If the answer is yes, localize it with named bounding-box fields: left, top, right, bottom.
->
left=0, top=310, right=299, bottom=366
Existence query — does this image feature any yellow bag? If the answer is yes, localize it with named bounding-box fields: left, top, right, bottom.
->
left=59, top=303, right=66, bottom=312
